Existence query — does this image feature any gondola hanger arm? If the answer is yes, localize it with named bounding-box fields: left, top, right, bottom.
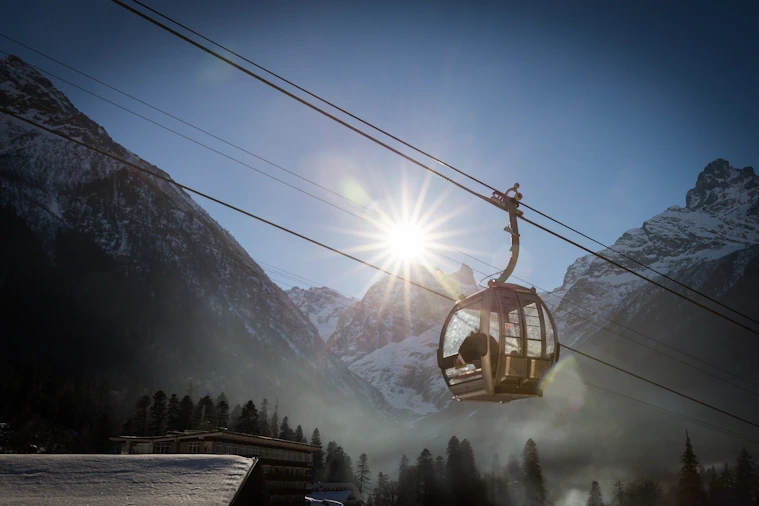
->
left=489, top=183, right=523, bottom=284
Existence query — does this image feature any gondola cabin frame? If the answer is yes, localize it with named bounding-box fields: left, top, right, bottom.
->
left=437, top=282, right=560, bottom=403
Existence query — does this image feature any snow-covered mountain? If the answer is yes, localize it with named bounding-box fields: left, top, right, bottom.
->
left=290, top=263, right=478, bottom=415
left=0, top=54, right=401, bottom=434
left=5, top=51, right=759, bottom=475
left=291, top=159, right=759, bottom=420
left=550, top=159, right=759, bottom=348
left=287, top=286, right=356, bottom=343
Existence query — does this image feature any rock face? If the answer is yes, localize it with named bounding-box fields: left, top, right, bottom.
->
left=286, top=286, right=356, bottom=343
left=291, top=262, right=478, bottom=415
left=0, top=54, right=400, bottom=434
left=4, top=52, right=759, bottom=479
left=292, top=159, right=759, bottom=421
left=550, top=158, right=759, bottom=350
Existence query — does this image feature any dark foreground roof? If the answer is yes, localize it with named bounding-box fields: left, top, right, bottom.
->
left=0, top=454, right=271, bottom=506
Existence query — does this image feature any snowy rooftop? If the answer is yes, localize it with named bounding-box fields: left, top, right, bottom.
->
left=0, top=454, right=258, bottom=505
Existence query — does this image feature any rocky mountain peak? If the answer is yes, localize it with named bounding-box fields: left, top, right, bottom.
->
left=2, top=54, right=85, bottom=125
left=685, top=159, right=758, bottom=215
left=1, top=55, right=175, bottom=193
left=451, top=263, right=476, bottom=286
left=287, top=286, right=355, bottom=342
left=1, top=55, right=404, bottom=430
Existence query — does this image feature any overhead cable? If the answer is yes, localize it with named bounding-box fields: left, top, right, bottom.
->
left=7, top=38, right=756, bottom=394
left=520, top=215, right=759, bottom=337
left=111, top=1, right=759, bottom=329
left=110, top=0, right=493, bottom=208
left=127, top=0, right=498, bottom=194
left=5, top=108, right=759, bottom=432
left=111, top=0, right=759, bottom=338
left=519, top=201, right=759, bottom=327
left=257, top=261, right=759, bottom=446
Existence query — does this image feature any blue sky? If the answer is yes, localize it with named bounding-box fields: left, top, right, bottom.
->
left=3, top=0, right=758, bottom=298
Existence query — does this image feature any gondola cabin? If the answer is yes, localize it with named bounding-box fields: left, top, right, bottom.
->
left=438, top=282, right=559, bottom=403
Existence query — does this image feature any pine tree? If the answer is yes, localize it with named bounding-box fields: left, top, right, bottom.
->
left=177, top=395, right=194, bottom=431
left=279, top=416, right=293, bottom=440
left=522, top=438, right=546, bottom=506
left=735, top=448, right=756, bottom=506
left=386, top=481, right=401, bottom=506
left=707, top=466, right=723, bottom=506
left=311, top=428, right=325, bottom=482
left=486, top=454, right=506, bottom=506
left=215, top=393, right=229, bottom=428
left=612, top=481, right=625, bottom=506
left=122, top=417, right=135, bottom=436
left=356, top=453, right=371, bottom=493
left=434, top=455, right=446, bottom=486
left=375, top=472, right=389, bottom=505
left=193, top=395, right=215, bottom=430
left=445, top=436, right=463, bottom=505
left=627, top=479, right=660, bottom=506
left=400, top=454, right=410, bottom=474
left=587, top=481, right=604, bottom=506
left=134, top=395, right=151, bottom=436
left=269, top=398, right=279, bottom=439
left=720, top=463, right=736, bottom=506
left=325, top=441, right=338, bottom=479
left=259, top=398, right=270, bottom=437
left=230, top=403, right=242, bottom=426
left=149, top=390, right=167, bottom=436
left=294, top=425, right=305, bottom=443
left=416, top=448, right=437, bottom=506
left=397, top=453, right=415, bottom=506
left=459, top=439, right=486, bottom=505
left=325, top=444, right=353, bottom=483
left=236, top=401, right=259, bottom=434
left=167, top=394, right=180, bottom=431
left=678, top=431, right=704, bottom=506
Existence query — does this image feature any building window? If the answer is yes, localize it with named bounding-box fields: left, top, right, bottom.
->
left=188, top=441, right=202, bottom=454
left=153, top=442, right=171, bottom=454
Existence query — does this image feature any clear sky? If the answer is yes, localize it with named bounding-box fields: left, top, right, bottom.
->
left=2, top=0, right=758, bottom=298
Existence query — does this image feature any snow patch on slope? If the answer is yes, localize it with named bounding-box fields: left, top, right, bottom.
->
left=287, top=286, right=356, bottom=342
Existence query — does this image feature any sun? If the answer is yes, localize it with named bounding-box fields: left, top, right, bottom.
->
left=386, top=222, right=428, bottom=259
left=333, top=171, right=471, bottom=295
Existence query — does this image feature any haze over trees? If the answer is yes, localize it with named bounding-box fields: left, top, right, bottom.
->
left=5, top=384, right=759, bottom=506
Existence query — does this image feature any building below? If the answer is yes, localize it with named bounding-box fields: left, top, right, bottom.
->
left=112, top=430, right=319, bottom=505
left=307, top=482, right=364, bottom=506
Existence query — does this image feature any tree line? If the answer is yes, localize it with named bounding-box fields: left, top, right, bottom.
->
left=121, top=389, right=309, bottom=444
left=119, top=388, right=360, bottom=490
left=364, top=436, right=547, bottom=506
left=585, top=432, right=759, bottom=506
left=7, top=380, right=759, bottom=506
left=674, top=431, right=758, bottom=506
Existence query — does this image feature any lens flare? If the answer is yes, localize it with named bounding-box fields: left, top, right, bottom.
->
left=386, top=222, right=427, bottom=259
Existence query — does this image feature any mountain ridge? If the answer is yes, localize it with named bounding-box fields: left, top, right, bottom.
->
left=293, top=158, right=759, bottom=417
left=0, top=54, right=406, bottom=441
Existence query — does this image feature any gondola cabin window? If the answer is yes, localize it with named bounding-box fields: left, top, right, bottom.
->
left=498, top=292, right=522, bottom=355
left=442, top=298, right=481, bottom=359
left=524, top=301, right=542, bottom=357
